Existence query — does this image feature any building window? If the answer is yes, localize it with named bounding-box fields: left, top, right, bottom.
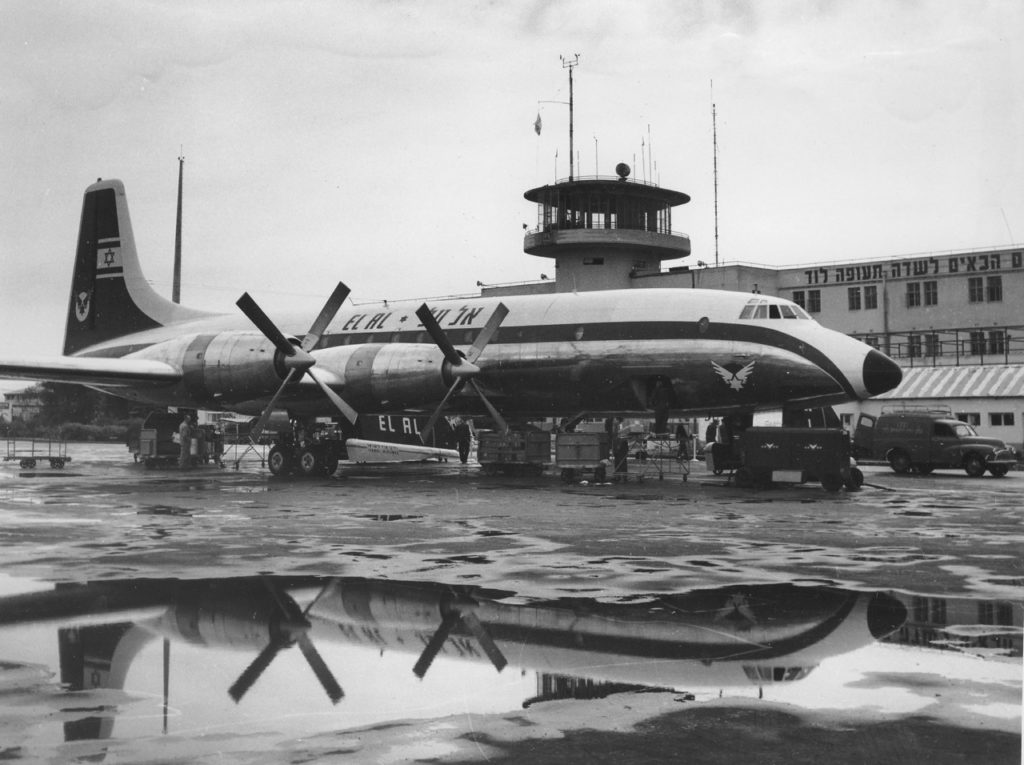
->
left=923, top=281, right=938, bottom=306
left=847, top=287, right=861, bottom=310
left=988, top=330, right=1006, bottom=355
left=956, top=412, right=981, bottom=426
left=990, top=412, right=1015, bottom=427
left=978, top=601, right=1014, bottom=626
left=862, top=335, right=880, bottom=349
left=907, top=334, right=921, bottom=358
left=969, top=331, right=986, bottom=355
left=906, top=282, right=921, bottom=308
left=968, top=277, right=984, bottom=303
left=924, top=333, right=941, bottom=357
left=807, top=290, right=821, bottom=313
left=583, top=257, right=604, bottom=265
left=792, top=290, right=805, bottom=309
left=987, top=275, right=1003, bottom=302
left=864, top=285, right=878, bottom=310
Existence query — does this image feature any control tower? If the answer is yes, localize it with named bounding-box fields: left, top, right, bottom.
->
left=523, top=162, right=692, bottom=292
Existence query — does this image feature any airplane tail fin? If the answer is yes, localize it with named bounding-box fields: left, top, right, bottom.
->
left=64, top=179, right=212, bottom=355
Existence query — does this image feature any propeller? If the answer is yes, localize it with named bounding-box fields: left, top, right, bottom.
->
left=412, top=591, right=507, bottom=680
left=228, top=578, right=343, bottom=704
left=236, top=283, right=358, bottom=442
left=415, top=303, right=510, bottom=442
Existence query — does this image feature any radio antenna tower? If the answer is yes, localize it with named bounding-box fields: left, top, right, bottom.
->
left=711, top=82, right=720, bottom=267
left=561, top=54, right=579, bottom=181
left=172, top=152, right=184, bottom=303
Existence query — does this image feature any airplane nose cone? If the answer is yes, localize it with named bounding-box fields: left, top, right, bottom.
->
left=862, top=349, right=902, bottom=397
left=866, top=592, right=908, bottom=639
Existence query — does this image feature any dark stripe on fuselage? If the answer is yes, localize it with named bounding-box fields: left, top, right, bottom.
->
left=314, top=321, right=856, bottom=398
left=78, top=320, right=856, bottom=397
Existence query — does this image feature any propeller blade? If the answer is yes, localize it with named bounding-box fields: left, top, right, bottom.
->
left=465, top=303, right=509, bottom=364
left=460, top=610, right=507, bottom=673
left=237, top=292, right=298, bottom=357
left=419, top=379, right=462, bottom=444
left=307, top=367, right=359, bottom=424
left=467, top=380, right=508, bottom=434
left=248, top=368, right=299, bottom=444
left=415, top=304, right=463, bottom=367
left=301, top=282, right=350, bottom=353
left=412, top=611, right=459, bottom=679
left=228, top=640, right=283, bottom=703
left=297, top=633, right=344, bottom=703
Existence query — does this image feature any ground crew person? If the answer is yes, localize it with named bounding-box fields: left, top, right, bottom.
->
left=178, top=414, right=192, bottom=469
left=454, top=417, right=472, bottom=464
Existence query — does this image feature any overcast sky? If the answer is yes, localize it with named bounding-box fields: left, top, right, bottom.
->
left=1, top=0, right=1021, bottom=360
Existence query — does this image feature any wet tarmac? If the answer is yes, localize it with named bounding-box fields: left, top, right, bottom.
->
left=0, top=443, right=1020, bottom=763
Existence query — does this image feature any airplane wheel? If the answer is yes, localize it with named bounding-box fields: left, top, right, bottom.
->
left=298, top=448, right=321, bottom=476
left=267, top=445, right=292, bottom=476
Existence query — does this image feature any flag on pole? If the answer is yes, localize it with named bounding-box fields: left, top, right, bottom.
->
left=534, top=113, right=542, bottom=135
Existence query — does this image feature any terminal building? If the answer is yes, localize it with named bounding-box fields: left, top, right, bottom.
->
left=484, top=164, right=1024, bottom=451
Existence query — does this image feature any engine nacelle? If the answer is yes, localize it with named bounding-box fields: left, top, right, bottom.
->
left=133, top=331, right=292, bottom=406
left=131, top=334, right=459, bottom=412
left=313, top=343, right=453, bottom=410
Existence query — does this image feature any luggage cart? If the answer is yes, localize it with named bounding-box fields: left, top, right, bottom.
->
left=4, top=438, right=71, bottom=469
left=477, top=430, right=551, bottom=475
left=555, top=432, right=611, bottom=482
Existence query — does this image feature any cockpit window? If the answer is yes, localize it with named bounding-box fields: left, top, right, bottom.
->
left=740, top=298, right=810, bottom=320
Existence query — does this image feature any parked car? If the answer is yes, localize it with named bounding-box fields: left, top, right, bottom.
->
left=852, top=407, right=1016, bottom=477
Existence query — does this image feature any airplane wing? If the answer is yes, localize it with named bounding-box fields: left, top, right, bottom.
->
left=0, top=356, right=181, bottom=387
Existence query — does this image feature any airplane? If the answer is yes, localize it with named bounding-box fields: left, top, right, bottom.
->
left=0, top=178, right=903, bottom=473
left=0, top=574, right=908, bottom=744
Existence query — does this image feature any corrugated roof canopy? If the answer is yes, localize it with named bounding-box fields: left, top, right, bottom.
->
left=874, top=364, right=1024, bottom=400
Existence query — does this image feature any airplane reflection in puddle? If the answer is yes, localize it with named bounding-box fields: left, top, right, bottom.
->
left=0, top=575, right=1017, bottom=745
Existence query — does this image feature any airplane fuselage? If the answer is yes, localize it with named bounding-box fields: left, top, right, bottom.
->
left=73, top=287, right=898, bottom=420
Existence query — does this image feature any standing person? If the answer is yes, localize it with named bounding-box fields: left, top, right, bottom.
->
left=454, top=417, right=472, bottom=464
left=705, top=418, right=719, bottom=444
left=177, top=413, right=192, bottom=469
left=612, top=417, right=629, bottom=480
left=675, top=422, right=690, bottom=461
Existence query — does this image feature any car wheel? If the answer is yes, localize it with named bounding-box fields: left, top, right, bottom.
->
left=888, top=450, right=911, bottom=474
left=988, top=464, right=1009, bottom=478
left=916, top=464, right=934, bottom=475
left=963, top=453, right=986, bottom=478
left=821, top=473, right=844, bottom=493
left=843, top=466, right=864, bottom=490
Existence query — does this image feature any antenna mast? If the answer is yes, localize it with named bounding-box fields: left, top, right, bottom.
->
left=172, top=152, right=184, bottom=303
left=711, top=83, right=719, bottom=267
left=561, top=54, right=579, bottom=181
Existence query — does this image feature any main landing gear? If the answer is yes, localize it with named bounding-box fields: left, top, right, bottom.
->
left=267, top=424, right=345, bottom=477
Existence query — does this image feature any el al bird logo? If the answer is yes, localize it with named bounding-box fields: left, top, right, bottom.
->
left=711, top=360, right=755, bottom=391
